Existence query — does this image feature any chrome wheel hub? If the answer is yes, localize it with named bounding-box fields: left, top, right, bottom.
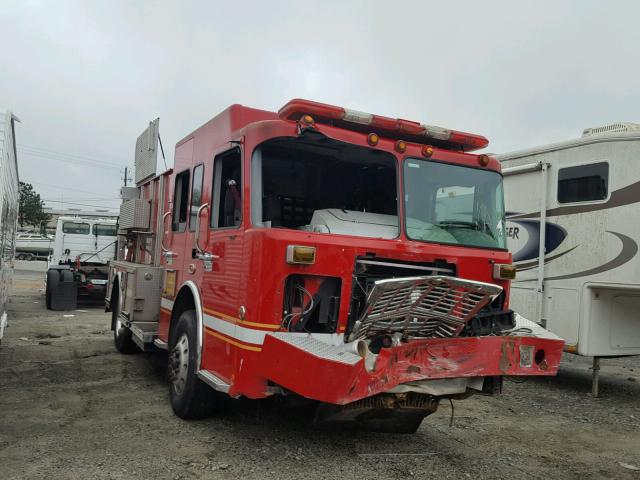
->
left=169, top=333, right=189, bottom=396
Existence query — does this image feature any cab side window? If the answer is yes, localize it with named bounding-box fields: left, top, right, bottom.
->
left=211, top=148, right=242, bottom=228
left=188, top=164, right=204, bottom=231
left=172, top=170, right=190, bottom=232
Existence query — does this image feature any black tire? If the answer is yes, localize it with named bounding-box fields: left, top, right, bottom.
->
left=45, top=269, right=58, bottom=310
left=168, top=310, right=217, bottom=419
left=16, top=253, right=25, bottom=260
left=111, top=283, right=138, bottom=354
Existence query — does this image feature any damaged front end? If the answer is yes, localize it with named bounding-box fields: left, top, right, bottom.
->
left=260, top=274, right=564, bottom=432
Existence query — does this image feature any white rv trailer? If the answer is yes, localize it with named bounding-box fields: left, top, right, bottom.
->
left=497, top=123, right=640, bottom=395
left=0, top=110, right=20, bottom=342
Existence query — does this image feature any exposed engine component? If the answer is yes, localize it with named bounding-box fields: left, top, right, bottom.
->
left=314, top=392, right=440, bottom=434
left=348, top=256, right=455, bottom=332
left=282, top=275, right=341, bottom=333
left=461, top=291, right=515, bottom=336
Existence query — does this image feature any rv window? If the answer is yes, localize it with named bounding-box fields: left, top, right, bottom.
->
left=558, top=162, right=608, bottom=203
left=62, top=222, right=90, bottom=235
left=252, top=136, right=397, bottom=239
left=211, top=148, right=242, bottom=229
left=172, top=169, right=190, bottom=232
left=189, top=164, right=204, bottom=231
left=92, top=224, right=117, bottom=236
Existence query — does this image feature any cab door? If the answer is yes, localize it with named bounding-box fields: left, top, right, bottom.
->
left=190, top=145, right=245, bottom=382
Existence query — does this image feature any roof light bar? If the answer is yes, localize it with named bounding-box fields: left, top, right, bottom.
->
left=342, top=109, right=373, bottom=125
left=278, top=99, right=489, bottom=152
left=421, top=124, right=451, bottom=141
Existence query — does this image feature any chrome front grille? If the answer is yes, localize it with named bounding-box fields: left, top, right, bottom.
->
left=348, top=276, right=502, bottom=341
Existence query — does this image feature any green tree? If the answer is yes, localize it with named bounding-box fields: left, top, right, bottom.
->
left=18, top=182, right=49, bottom=229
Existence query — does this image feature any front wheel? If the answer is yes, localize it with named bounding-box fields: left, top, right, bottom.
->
left=168, top=310, right=218, bottom=419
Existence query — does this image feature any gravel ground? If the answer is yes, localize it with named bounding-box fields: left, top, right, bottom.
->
left=1, top=261, right=639, bottom=479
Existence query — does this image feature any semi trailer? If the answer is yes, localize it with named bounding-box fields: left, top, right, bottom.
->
left=0, top=109, right=19, bottom=342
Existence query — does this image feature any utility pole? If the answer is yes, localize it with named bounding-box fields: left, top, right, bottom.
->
left=122, top=167, right=132, bottom=187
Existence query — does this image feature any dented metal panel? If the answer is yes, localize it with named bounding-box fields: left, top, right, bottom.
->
left=349, top=276, right=502, bottom=341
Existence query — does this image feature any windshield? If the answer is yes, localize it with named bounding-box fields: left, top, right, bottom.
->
left=252, top=136, right=398, bottom=239
left=403, top=158, right=506, bottom=249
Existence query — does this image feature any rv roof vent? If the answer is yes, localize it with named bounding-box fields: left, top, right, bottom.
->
left=582, top=122, right=640, bottom=138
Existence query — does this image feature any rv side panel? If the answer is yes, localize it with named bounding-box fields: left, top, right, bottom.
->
left=499, top=132, right=640, bottom=356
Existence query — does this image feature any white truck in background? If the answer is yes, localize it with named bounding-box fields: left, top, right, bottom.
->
left=46, top=216, right=118, bottom=310
left=497, top=122, right=640, bottom=395
left=0, top=110, right=20, bottom=342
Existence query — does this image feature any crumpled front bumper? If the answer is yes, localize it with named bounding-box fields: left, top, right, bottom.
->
left=259, top=316, right=564, bottom=405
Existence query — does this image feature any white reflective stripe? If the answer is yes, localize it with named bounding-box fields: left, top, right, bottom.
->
left=203, top=313, right=346, bottom=347
left=163, top=295, right=345, bottom=348
left=161, top=297, right=174, bottom=310
left=203, top=313, right=266, bottom=345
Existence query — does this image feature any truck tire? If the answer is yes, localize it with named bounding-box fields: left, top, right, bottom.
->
left=45, top=269, right=58, bottom=309
left=168, top=310, right=218, bottom=419
left=111, top=283, right=138, bottom=354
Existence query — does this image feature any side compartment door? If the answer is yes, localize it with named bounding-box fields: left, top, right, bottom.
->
left=193, top=146, right=245, bottom=382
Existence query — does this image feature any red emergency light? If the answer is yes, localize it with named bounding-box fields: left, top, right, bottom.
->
left=278, top=99, right=489, bottom=152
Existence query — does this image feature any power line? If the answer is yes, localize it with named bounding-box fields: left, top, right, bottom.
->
left=29, top=180, right=119, bottom=196
left=43, top=199, right=119, bottom=210
left=19, top=149, right=124, bottom=171
left=18, top=143, right=130, bottom=167
left=42, top=197, right=121, bottom=201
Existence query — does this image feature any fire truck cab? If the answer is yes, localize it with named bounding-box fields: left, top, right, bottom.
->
left=107, top=99, right=564, bottom=432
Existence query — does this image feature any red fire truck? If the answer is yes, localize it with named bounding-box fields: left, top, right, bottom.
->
left=107, top=99, right=564, bottom=432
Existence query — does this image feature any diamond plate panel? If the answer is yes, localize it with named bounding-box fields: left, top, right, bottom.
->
left=268, top=333, right=361, bottom=365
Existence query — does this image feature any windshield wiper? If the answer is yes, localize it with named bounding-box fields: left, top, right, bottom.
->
left=437, top=220, right=480, bottom=230
left=438, top=219, right=497, bottom=239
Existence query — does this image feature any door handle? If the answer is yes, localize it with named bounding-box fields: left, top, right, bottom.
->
left=194, top=203, right=214, bottom=256
left=161, top=211, right=172, bottom=252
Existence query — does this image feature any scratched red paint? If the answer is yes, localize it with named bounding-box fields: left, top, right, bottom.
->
left=259, top=335, right=564, bottom=405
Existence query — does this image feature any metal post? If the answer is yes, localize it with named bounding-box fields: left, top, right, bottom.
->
left=536, top=163, right=548, bottom=324
left=592, top=356, right=600, bottom=397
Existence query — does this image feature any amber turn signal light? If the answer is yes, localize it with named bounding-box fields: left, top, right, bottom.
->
left=493, top=263, right=516, bottom=280
left=367, top=133, right=379, bottom=146
left=286, top=245, right=316, bottom=265
left=300, top=114, right=314, bottom=125
left=395, top=140, right=407, bottom=153
left=422, top=145, right=433, bottom=157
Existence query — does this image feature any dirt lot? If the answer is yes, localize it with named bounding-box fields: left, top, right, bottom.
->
left=1, top=262, right=639, bottom=479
